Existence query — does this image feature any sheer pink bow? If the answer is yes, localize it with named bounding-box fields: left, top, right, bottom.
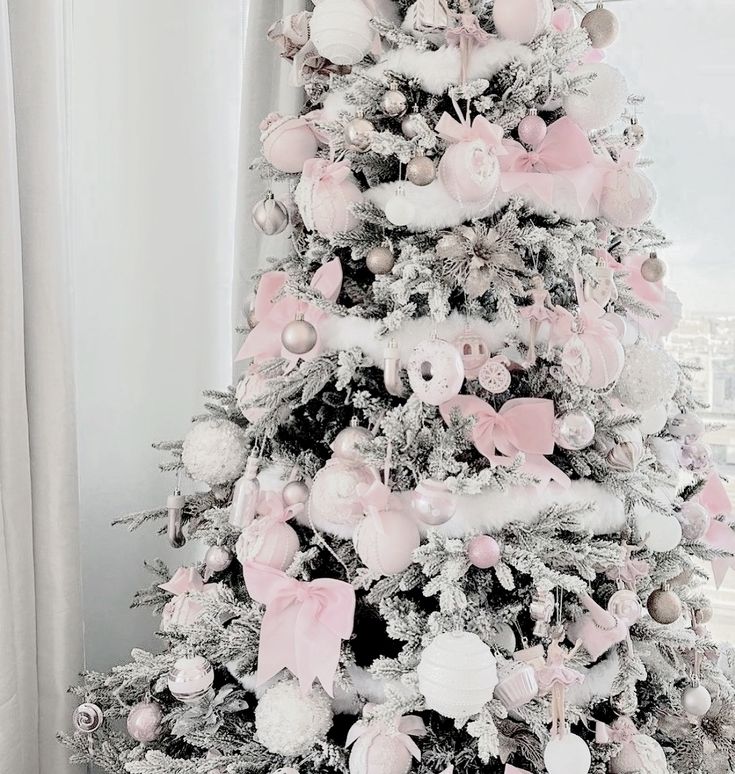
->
left=346, top=715, right=426, bottom=763
left=440, top=395, right=570, bottom=488
left=356, top=478, right=392, bottom=518
left=696, top=472, right=735, bottom=588
left=436, top=112, right=506, bottom=153
left=236, top=258, right=342, bottom=368
left=159, top=567, right=217, bottom=629
left=243, top=561, right=356, bottom=695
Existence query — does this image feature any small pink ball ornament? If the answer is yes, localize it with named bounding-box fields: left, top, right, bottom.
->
left=354, top=508, right=421, bottom=575
left=467, top=535, right=501, bottom=569
left=411, top=479, right=457, bottom=526
left=126, top=700, right=164, bottom=743
left=518, top=109, right=547, bottom=147
left=407, top=338, right=465, bottom=405
left=493, top=0, right=553, bottom=43
left=260, top=114, right=318, bottom=174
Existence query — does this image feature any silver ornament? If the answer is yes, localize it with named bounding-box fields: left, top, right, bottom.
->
left=167, top=490, right=186, bottom=548
left=401, top=108, right=423, bottom=139
left=344, top=116, right=375, bottom=152
left=381, top=88, right=408, bottom=118
left=281, top=316, right=318, bottom=355
left=73, top=702, right=104, bottom=733
left=283, top=479, right=310, bottom=506
left=330, top=421, right=373, bottom=462
left=608, top=589, right=643, bottom=625
left=252, top=194, right=289, bottom=236
left=640, top=252, right=667, bottom=282
left=552, top=411, right=595, bottom=451
left=581, top=2, right=620, bottom=49
left=168, top=656, right=214, bottom=703
left=624, top=118, right=646, bottom=148
left=647, top=588, right=682, bottom=625
left=126, top=700, right=164, bottom=743
left=683, top=684, right=712, bottom=717
left=406, top=155, right=436, bottom=187
left=204, top=544, right=232, bottom=579
left=366, top=245, right=395, bottom=274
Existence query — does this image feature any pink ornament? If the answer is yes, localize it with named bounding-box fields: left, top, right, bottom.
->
left=159, top=567, right=218, bottom=630
left=411, top=479, right=457, bottom=526
left=354, top=508, right=421, bottom=575
left=453, top=328, right=489, bottom=379
left=494, top=660, right=539, bottom=710
left=467, top=535, right=501, bottom=569
left=295, top=159, right=363, bottom=237
left=600, top=153, right=657, bottom=228
left=677, top=501, right=711, bottom=542
left=346, top=715, right=426, bottom=774
left=407, top=338, right=465, bottom=406
left=493, top=0, right=554, bottom=43
left=518, top=111, right=547, bottom=147
left=310, top=460, right=380, bottom=534
left=567, top=593, right=629, bottom=660
left=126, top=700, right=163, bottom=743
left=478, top=355, right=512, bottom=394
left=236, top=367, right=269, bottom=423
left=236, top=491, right=300, bottom=571
left=260, top=113, right=319, bottom=174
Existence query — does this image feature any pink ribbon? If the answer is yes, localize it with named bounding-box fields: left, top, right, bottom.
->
left=697, top=472, right=735, bottom=588
left=236, top=257, right=342, bottom=367
left=596, top=719, right=637, bottom=746
left=436, top=112, right=506, bottom=154
left=243, top=561, right=356, bottom=696
left=440, top=395, right=570, bottom=488
left=159, top=567, right=217, bottom=629
left=346, top=715, right=426, bottom=762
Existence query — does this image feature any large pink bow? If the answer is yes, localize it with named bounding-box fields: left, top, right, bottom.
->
left=159, top=567, right=218, bottom=630
left=346, top=715, right=426, bottom=762
left=236, top=258, right=342, bottom=367
left=243, top=561, right=356, bottom=696
left=440, top=395, right=569, bottom=488
left=697, top=472, right=735, bottom=588
left=436, top=112, right=506, bottom=154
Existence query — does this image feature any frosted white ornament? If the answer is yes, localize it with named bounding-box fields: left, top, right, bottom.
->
left=616, top=341, right=679, bottom=411
left=544, top=733, right=591, bottom=774
left=255, top=681, right=333, bottom=756
left=309, top=461, right=378, bottom=533
left=600, top=166, right=657, bottom=228
left=636, top=508, right=682, bottom=553
left=182, top=418, right=248, bottom=486
left=639, top=403, right=669, bottom=436
left=683, top=684, right=712, bottom=717
left=236, top=519, right=300, bottom=571
left=385, top=186, right=416, bottom=226
left=310, top=0, right=374, bottom=66
left=562, top=64, right=628, bottom=131
left=417, top=631, right=498, bottom=719
left=492, top=0, right=553, bottom=43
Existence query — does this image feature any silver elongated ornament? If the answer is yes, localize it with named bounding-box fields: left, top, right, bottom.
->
left=167, top=490, right=186, bottom=548
left=383, top=338, right=405, bottom=396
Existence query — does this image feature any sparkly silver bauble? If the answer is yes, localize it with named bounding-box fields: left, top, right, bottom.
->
left=641, top=252, right=667, bottom=282
left=283, top=479, right=310, bottom=506
left=126, top=700, right=164, bottom=743
left=406, top=155, right=436, bottom=187
left=616, top=341, right=679, bottom=411
left=252, top=194, right=289, bottom=236
left=168, top=656, right=214, bottom=703
left=552, top=411, right=595, bottom=451
left=683, top=684, right=712, bottom=717
left=344, top=116, right=375, bottom=152
left=366, top=245, right=396, bottom=275
left=581, top=2, right=619, bottom=49
left=331, top=422, right=373, bottom=462
left=281, top=316, right=318, bottom=355
left=73, top=702, right=104, bottom=733
left=647, top=589, right=682, bottom=625
left=624, top=119, right=646, bottom=148
left=401, top=108, right=423, bottom=139
left=381, top=89, right=408, bottom=118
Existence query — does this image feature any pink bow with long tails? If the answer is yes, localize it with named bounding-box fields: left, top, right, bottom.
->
left=236, top=258, right=342, bottom=367
left=159, top=567, right=218, bottom=629
left=696, top=472, right=735, bottom=588
left=243, top=561, right=355, bottom=695
left=436, top=112, right=506, bottom=153
left=346, top=715, right=426, bottom=763
left=440, top=395, right=570, bottom=488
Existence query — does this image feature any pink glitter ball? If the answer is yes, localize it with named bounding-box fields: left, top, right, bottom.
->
left=518, top=112, right=547, bottom=147
left=467, top=535, right=501, bottom=569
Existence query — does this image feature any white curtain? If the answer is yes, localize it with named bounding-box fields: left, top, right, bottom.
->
left=0, top=0, right=82, bottom=772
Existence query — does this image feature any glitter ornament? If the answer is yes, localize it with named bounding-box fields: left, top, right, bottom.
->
left=552, top=411, right=595, bottom=451
left=641, top=252, right=667, bottom=282
left=402, top=107, right=424, bottom=139
left=624, top=118, right=646, bottom=148
left=310, top=461, right=378, bottom=533
left=182, top=418, right=248, bottom=486
left=252, top=193, right=289, bottom=236
left=417, top=631, right=498, bottom=718
left=354, top=507, right=421, bottom=575
left=544, top=733, right=591, bottom=774
left=647, top=588, right=682, bottom=625
left=281, top=315, right=318, bottom=355
left=636, top=508, right=682, bottom=553
left=683, top=684, right=712, bottom=717
left=126, top=700, right=164, bottom=743
left=494, top=660, right=539, bottom=710
left=381, top=88, right=408, bottom=118
left=283, top=479, right=310, bottom=506
left=406, top=155, right=436, bottom=187
left=677, top=501, right=711, bottom=542
left=385, top=186, right=416, bottom=226
left=562, top=63, right=628, bottom=131
left=411, top=479, right=456, bottom=526
left=73, top=702, right=104, bottom=733
left=331, top=420, right=373, bottom=463
left=345, top=116, right=376, bottom=152
left=616, top=341, right=679, bottom=411
left=467, top=535, right=501, bottom=569
left=518, top=109, right=547, bottom=147
left=407, top=338, right=465, bottom=405
left=581, top=3, right=620, bottom=49
left=600, top=165, right=657, bottom=228
left=492, top=0, right=553, bottom=43
left=348, top=729, right=413, bottom=774
left=236, top=518, right=300, bottom=572
left=203, top=545, right=233, bottom=580
left=452, top=328, right=489, bottom=379
left=366, top=245, right=395, bottom=275
left=230, top=453, right=261, bottom=529
left=168, top=656, right=214, bottom=703
left=255, top=681, right=333, bottom=756
left=310, top=0, right=374, bottom=66
left=478, top=356, right=512, bottom=394
left=608, top=589, right=643, bottom=625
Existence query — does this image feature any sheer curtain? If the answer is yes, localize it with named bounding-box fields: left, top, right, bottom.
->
left=0, top=0, right=82, bottom=772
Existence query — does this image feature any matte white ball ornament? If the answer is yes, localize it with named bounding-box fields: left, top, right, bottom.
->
left=353, top=508, right=421, bottom=575
left=492, top=0, right=553, bottom=43
left=683, top=684, right=712, bottom=717
left=417, top=631, right=498, bottom=718
left=310, top=0, right=374, bottom=66
left=181, top=418, right=248, bottom=486
left=544, top=733, right=591, bottom=774
left=562, top=64, right=628, bottom=131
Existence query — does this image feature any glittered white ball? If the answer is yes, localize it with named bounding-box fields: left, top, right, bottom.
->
left=562, top=64, right=628, bottom=131
left=310, top=0, right=374, bottom=66
left=493, top=0, right=553, bottom=43
left=309, top=462, right=378, bottom=534
left=616, top=341, right=679, bottom=411
left=636, top=508, right=682, bottom=553
left=600, top=167, right=657, bottom=228
left=683, top=684, right=712, bottom=717
left=544, top=733, right=591, bottom=774
left=181, top=418, right=248, bottom=486
left=349, top=729, right=413, bottom=774
left=417, top=631, right=498, bottom=719
left=255, top=681, right=333, bottom=756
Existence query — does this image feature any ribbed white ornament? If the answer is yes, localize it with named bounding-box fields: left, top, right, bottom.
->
left=349, top=732, right=412, bottom=774
left=417, top=631, right=498, bottom=718
left=310, top=0, right=374, bottom=66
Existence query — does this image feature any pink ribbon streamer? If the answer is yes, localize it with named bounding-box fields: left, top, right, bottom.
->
left=697, top=472, right=735, bottom=588
left=243, top=561, right=356, bottom=696
left=436, top=112, right=506, bottom=153
left=346, top=715, right=426, bottom=762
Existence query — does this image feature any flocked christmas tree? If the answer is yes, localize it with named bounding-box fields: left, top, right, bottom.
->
left=62, top=1, right=735, bottom=773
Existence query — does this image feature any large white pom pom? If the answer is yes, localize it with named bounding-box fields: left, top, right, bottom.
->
left=255, top=681, right=333, bottom=756
left=181, top=418, right=249, bottom=485
left=563, top=64, right=628, bottom=131
left=616, top=340, right=679, bottom=411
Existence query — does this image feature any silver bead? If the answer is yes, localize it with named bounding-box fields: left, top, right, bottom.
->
left=401, top=109, right=423, bottom=139
left=641, top=252, right=667, bottom=282
left=406, top=155, right=436, bottom=187
left=581, top=2, right=619, bottom=49
left=252, top=194, right=289, bottom=236
left=624, top=119, right=646, bottom=148
left=344, top=116, right=375, bottom=152
left=381, top=88, right=408, bottom=118
left=281, top=316, right=318, bottom=355
left=283, top=479, right=310, bottom=506
left=73, top=702, right=104, bottom=733
left=646, top=589, right=682, bottom=625
left=366, top=245, right=395, bottom=275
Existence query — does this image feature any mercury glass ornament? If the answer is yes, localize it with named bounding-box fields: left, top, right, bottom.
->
left=281, top=315, right=318, bottom=355
left=676, top=501, right=711, bottom=542
left=366, top=245, right=395, bottom=275
left=126, top=700, right=164, bottom=743
left=581, top=2, right=620, bottom=48
left=381, top=88, right=408, bottom=118
left=344, top=116, right=375, bottom=152
left=406, top=155, right=436, bottom=187
left=401, top=107, right=423, bottom=139
left=683, top=684, right=712, bottom=717
left=624, top=118, right=646, bottom=148
left=252, top=193, right=289, bottom=236
left=283, top=479, right=310, bottom=506
left=640, top=252, right=667, bottom=282
left=552, top=411, right=595, bottom=451
left=331, top=420, right=373, bottom=462
left=168, top=656, right=214, bottom=703
left=73, top=702, right=104, bottom=733
left=411, top=479, right=456, bottom=526
left=647, top=588, right=682, bottom=625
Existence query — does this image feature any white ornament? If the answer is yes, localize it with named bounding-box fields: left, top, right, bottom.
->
left=639, top=403, right=669, bottom=436
left=616, top=341, right=679, bottom=411
left=168, top=656, right=214, bottom=703
left=544, top=733, right=591, bottom=774
left=255, top=681, right=333, bottom=756
left=635, top=507, right=682, bottom=553
left=181, top=418, right=248, bottom=486
left=417, top=631, right=498, bottom=718
left=407, top=338, right=465, bottom=405
left=236, top=519, right=300, bottom=572
left=493, top=0, right=553, bottom=43
left=562, top=64, right=628, bottom=131
left=600, top=166, right=657, bottom=228
left=353, top=508, right=421, bottom=575
left=310, top=0, right=374, bottom=66
left=309, top=461, right=378, bottom=534
left=385, top=186, right=416, bottom=226
left=683, top=684, right=712, bottom=717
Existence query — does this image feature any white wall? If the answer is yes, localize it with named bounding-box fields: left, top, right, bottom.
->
left=70, top=0, right=243, bottom=670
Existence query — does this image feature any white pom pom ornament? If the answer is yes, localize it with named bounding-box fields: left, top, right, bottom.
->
left=616, top=340, right=679, bottom=411
left=181, top=418, right=248, bottom=486
left=492, top=0, right=553, bottom=43
left=310, top=0, right=374, bottom=66
left=562, top=64, right=628, bottom=131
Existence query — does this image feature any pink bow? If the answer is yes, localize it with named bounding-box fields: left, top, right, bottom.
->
left=346, top=715, right=426, bottom=762
left=596, top=719, right=637, bottom=746
left=159, top=567, right=217, bottom=629
left=436, top=112, right=506, bottom=154
left=440, top=395, right=569, bottom=488
left=236, top=258, right=342, bottom=367
left=697, top=473, right=735, bottom=588
left=620, top=253, right=674, bottom=339
left=355, top=478, right=392, bottom=518
left=505, top=767, right=531, bottom=774
left=243, top=561, right=356, bottom=696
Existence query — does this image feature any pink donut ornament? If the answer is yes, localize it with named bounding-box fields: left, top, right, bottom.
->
left=260, top=112, right=319, bottom=174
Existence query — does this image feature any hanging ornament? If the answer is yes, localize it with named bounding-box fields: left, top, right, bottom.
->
left=182, top=418, right=249, bottom=486
left=406, top=154, right=436, bottom=187
left=492, top=0, right=553, bottom=44
left=494, top=659, right=539, bottom=710
left=331, top=419, right=373, bottom=463
left=385, top=185, right=416, bottom=226
left=478, top=355, right=512, bottom=394
left=597, top=717, right=669, bottom=774
left=647, top=588, right=682, bottom=625
left=616, top=340, right=679, bottom=411
left=310, top=461, right=379, bottom=533
left=281, top=314, right=319, bottom=355
left=283, top=478, right=310, bottom=506
left=530, top=584, right=555, bottom=638
left=552, top=411, right=595, bottom=451
left=407, top=337, right=465, bottom=405
left=383, top=338, right=405, bottom=397
left=640, top=252, right=667, bottom=282
left=73, top=702, right=104, bottom=733
left=261, top=113, right=318, bottom=174
left=517, top=109, right=547, bottom=147
left=168, top=656, right=214, bottom=703
left=347, top=715, right=426, bottom=774
left=568, top=593, right=630, bottom=660
left=417, top=631, right=498, bottom=718
left=683, top=683, right=712, bottom=717
left=581, top=2, right=620, bottom=48
left=606, top=429, right=645, bottom=473
left=623, top=117, right=646, bottom=148
left=252, top=193, right=289, bottom=236
left=126, top=700, right=164, bottom=743
left=381, top=87, right=408, bottom=118
left=608, top=589, right=643, bottom=625
left=600, top=155, right=657, bottom=229
left=366, top=245, right=396, bottom=275
left=636, top=508, right=682, bottom=553
left=236, top=509, right=300, bottom=572
left=410, top=479, right=456, bottom=526
left=452, top=328, right=489, bottom=379
left=310, top=0, right=374, bottom=66
left=203, top=545, right=233, bottom=580
left=295, top=159, right=363, bottom=237
left=562, top=64, right=628, bottom=131
left=679, top=440, right=712, bottom=473
left=167, top=490, right=186, bottom=548
left=537, top=632, right=586, bottom=742
left=413, top=0, right=451, bottom=31
left=467, top=535, right=501, bottom=569
left=229, top=452, right=261, bottom=530
left=402, top=106, right=424, bottom=139
left=677, top=501, right=711, bottom=542
left=345, top=115, right=376, bottom=153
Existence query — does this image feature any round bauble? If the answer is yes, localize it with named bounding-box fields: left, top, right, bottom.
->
left=488, top=622, right=517, bottom=653
left=381, top=89, right=408, bottom=118
left=616, top=341, right=679, bottom=411
left=453, top=329, right=489, bottom=379
left=385, top=189, right=416, bottom=226
left=467, top=535, right=501, bottom=569
left=283, top=479, right=310, bottom=506
left=581, top=3, right=620, bottom=49
left=331, top=422, right=373, bottom=463
left=544, top=733, right=591, bottom=774
left=281, top=317, right=318, bottom=356
left=401, top=109, right=424, bottom=139
left=407, top=339, right=465, bottom=405
left=679, top=440, right=712, bottom=473
left=252, top=194, right=289, bottom=236
left=310, top=0, right=374, bottom=66
left=309, top=461, right=378, bottom=533
left=204, top=545, right=233, bottom=575
left=295, top=161, right=363, bottom=237
left=126, top=700, right=163, bottom=743
left=439, top=139, right=500, bottom=203
left=552, top=411, right=595, bottom=451
left=349, top=728, right=413, bottom=774
left=168, top=656, right=214, bottom=703
left=182, top=418, right=248, bottom=486
left=73, top=702, right=104, bottom=733
left=417, top=631, right=498, bottom=718
left=683, top=684, right=712, bottom=717
left=647, top=589, right=682, bottom=625
left=411, top=479, right=456, bottom=526
left=478, top=357, right=512, bottom=394
left=493, top=660, right=538, bottom=710
left=677, top=501, right=711, bottom=542
left=609, top=731, right=666, bottom=774
left=518, top=110, right=547, bottom=147
left=255, top=681, right=333, bottom=756
left=406, top=155, right=436, bottom=187
left=669, top=412, right=705, bottom=441
left=236, top=367, right=269, bottom=423
left=624, top=119, right=646, bottom=148
left=562, top=63, right=628, bottom=131
left=641, top=252, right=667, bottom=282
left=236, top=520, right=300, bottom=572
left=608, top=589, right=643, bottom=625
left=261, top=114, right=318, bottom=174
left=354, top=508, right=421, bottom=575
left=366, top=245, right=395, bottom=275
left=639, top=403, right=669, bottom=436
left=600, top=167, right=657, bottom=228
left=636, top=508, right=682, bottom=553
left=493, top=0, right=553, bottom=43
left=345, top=116, right=376, bottom=152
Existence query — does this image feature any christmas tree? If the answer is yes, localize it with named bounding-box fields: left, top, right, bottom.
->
left=62, top=2, right=735, bottom=773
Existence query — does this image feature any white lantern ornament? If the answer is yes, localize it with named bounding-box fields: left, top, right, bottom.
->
left=310, top=0, right=374, bottom=66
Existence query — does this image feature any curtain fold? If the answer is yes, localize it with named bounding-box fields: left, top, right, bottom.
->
left=0, top=0, right=83, bottom=772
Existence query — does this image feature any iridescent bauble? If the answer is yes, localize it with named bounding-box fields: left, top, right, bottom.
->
left=683, top=684, right=712, bottom=717
left=467, top=535, right=501, bottom=569
left=544, top=733, right=592, bottom=774
left=581, top=3, right=620, bottom=48
left=310, top=0, right=374, bottom=66
left=385, top=189, right=416, bottom=226
left=608, top=589, right=643, bottom=625
left=283, top=479, right=310, bottom=506
left=73, top=702, right=104, bottom=733
left=401, top=109, right=424, bottom=139
left=646, top=589, right=682, bottom=625
left=252, top=194, right=289, bottom=236
left=518, top=110, right=547, bottom=147
left=677, top=501, right=711, bottom=542
left=552, top=411, right=595, bottom=451
left=381, top=89, right=408, bottom=118
left=345, top=117, right=375, bottom=152
left=281, top=317, right=318, bottom=355
left=126, top=700, right=164, bottom=743
left=640, top=253, right=667, bottom=282
left=406, top=155, right=436, bottom=187
left=407, top=338, right=465, bottom=405
left=331, top=422, right=373, bottom=462
left=366, top=245, right=395, bottom=275
left=168, top=656, right=215, bottom=703
left=616, top=341, right=679, bottom=411
left=309, top=461, right=378, bottom=533
left=679, top=440, right=712, bottom=473
left=452, top=328, right=489, bottom=379
left=411, top=479, right=456, bottom=526
left=624, top=119, right=646, bottom=148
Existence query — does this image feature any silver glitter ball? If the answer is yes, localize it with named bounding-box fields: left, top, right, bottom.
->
left=616, top=341, right=679, bottom=411
left=283, top=479, right=310, bottom=506
left=640, top=253, right=667, bottom=282
left=406, top=155, right=436, bottom=187
left=401, top=109, right=423, bottom=139
left=252, top=194, right=289, bottom=236
left=624, top=119, right=646, bottom=148
left=73, top=702, right=104, bottom=733
left=646, top=589, right=682, bottom=625
left=344, top=116, right=375, bottom=152
left=281, top=317, right=318, bottom=355
left=581, top=3, right=620, bottom=49
left=552, top=411, right=595, bottom=451
left=366, top=245, right=395, bottom=275
left=381, top=89, right=408, bottom=118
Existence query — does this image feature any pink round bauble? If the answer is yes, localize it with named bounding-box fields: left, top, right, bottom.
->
left=438, top=140, right=500, bottom=203
left=411, top=479, right=457, bottom=526
left=236, top=367, right=269, bottom=423
left=600, top=167, right=657, bottom=228
left=353, top=509, right=421, bottom=575
left=677, top=501, right=711, bottom=542
left=348, top=730, right=413, bottom=774
left=562, top=329, right=624, bottom=389
left=295, top=160, right=363, bottom=237
left=493, top=0, right=553, bottom=43
left=126, top=700, right=164, bottom=743
left=236, top=520, right=300, bottom=572
left=261, top=114, right=318, bottom=174
left=518, top=112, right=547, bottom=147
left=407, top=338, right=465, bottom=405
left=309, top=461, right=379, bottom=534
left=467, top=535, right=501, bottom=569
left=562, top=63, right=628, bottom=131
left=453, top=328, right=490, bottom=379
